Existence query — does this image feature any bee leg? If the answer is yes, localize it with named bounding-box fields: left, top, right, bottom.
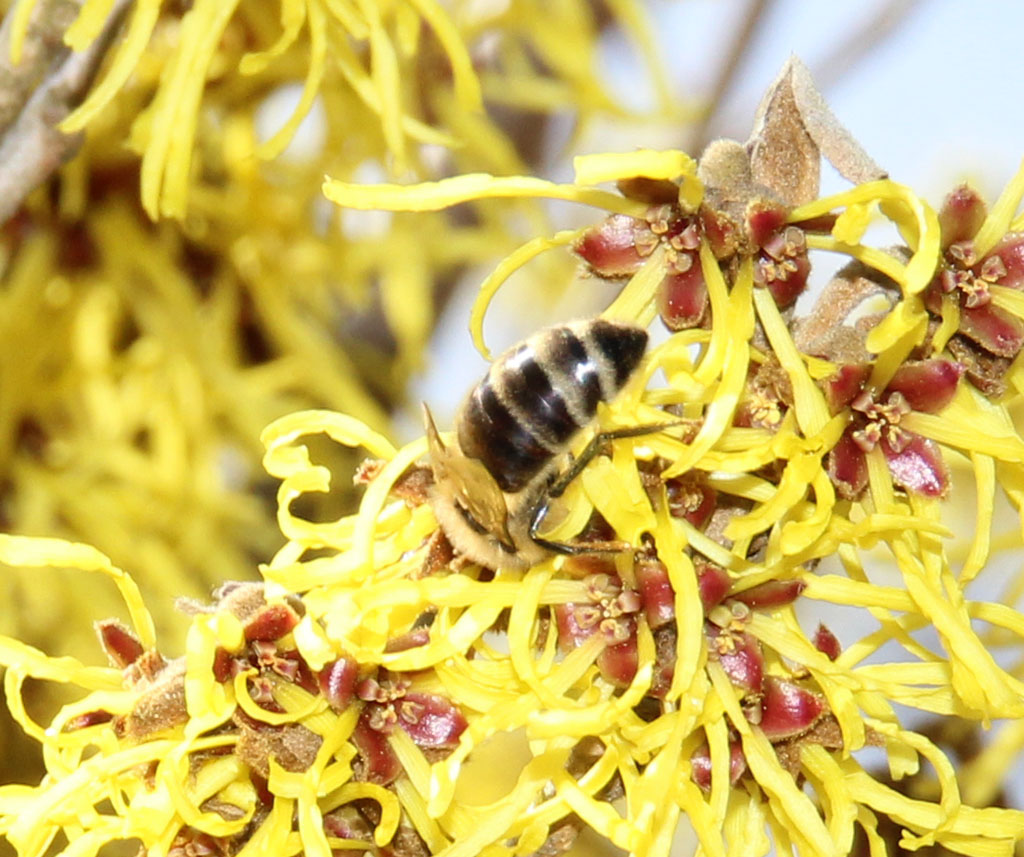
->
left=529, top=419, right=689, bottom=557
left=527, top=499, right=632, bottom=556
left=527, top=500, right=580, bottom=555
left=532, top=537, right=631, bottom=556
left=547, top=421, right=689, bottom=499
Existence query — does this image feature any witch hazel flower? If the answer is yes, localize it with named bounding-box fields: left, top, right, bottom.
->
left=573, top=158, right=820, bottom=331
left=349, top=671, right=468, bottom=786
left=924, top=184, right=1024, bottom=394
left=697, top=153, right=817, bottom=311
left=823, top=359, right=964, bottom=498
left=735, top=356, right=794, bottom=429
left=684, top=580, right=846, bottom=792
left=571, top=59, right=883, bottom=334
left=555, top=568, right=643, bottom=686
left=574, top=202, right=711, bottom=329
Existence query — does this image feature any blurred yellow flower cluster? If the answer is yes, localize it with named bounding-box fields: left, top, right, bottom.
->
left=0, top=0, right=670, bottom=656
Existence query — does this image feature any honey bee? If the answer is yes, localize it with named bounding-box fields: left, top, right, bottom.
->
left=424, top=318, right=657, bottom=571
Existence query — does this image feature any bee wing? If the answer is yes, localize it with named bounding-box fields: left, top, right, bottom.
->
left=422, top=402, right=513, bottom=542
left=449, top=456, right=513, bottom=539
left=422, top=402, right=450, bottom=470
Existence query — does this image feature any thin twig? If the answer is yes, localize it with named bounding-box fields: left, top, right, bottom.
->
left=691, top=0, right=925, bottom=154
left=686, top=0, right=773, bottom=155
left=0, top=0, right=130, bottom=224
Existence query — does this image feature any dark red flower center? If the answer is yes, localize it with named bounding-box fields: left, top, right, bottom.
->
left=570, top=573, right=641, bottom=643
left=941, top=240, right=1007, bottom=308
left=850, top=390, right=912, bottom=453
left=755, top=226, right=807, bottom=285
left=356, top=677, right=412, bottom=733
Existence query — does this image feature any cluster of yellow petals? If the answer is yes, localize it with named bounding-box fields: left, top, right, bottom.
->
left=4, top=149, right=1024, bottom=857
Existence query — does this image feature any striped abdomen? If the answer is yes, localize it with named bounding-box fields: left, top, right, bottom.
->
left=456, top=319, right=648, bottom=494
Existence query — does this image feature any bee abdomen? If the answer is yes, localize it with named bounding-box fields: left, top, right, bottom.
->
left=458, top=381, right=551, bottom=493
left=457, top=319, right=648, bottom=494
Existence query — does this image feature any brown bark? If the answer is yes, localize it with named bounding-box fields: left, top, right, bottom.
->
left=0, top=0, right=130, bottom=224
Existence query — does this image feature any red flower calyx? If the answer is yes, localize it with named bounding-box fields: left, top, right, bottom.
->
left=926, top=184, right=1024, bottom=361
left=824, top=359, right=963, bottom=498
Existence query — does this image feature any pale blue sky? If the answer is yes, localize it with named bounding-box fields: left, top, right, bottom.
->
left=662, top=0, right=1024, bottom=196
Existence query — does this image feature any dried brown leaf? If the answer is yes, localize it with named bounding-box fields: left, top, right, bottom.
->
left=747, top=56, right=886, bottom=206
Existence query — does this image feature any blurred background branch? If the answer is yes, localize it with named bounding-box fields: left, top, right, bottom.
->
left=0, top=0, right=128, bottom=223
